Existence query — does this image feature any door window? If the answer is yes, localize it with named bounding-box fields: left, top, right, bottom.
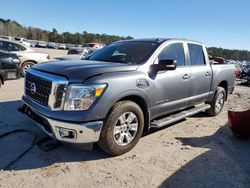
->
left=188, top=44, right=206, bottom=66
left=158, top=43, right=185, bottom=67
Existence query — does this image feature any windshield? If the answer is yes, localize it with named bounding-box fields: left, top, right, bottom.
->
left=88, top=41, right=159, bottom=64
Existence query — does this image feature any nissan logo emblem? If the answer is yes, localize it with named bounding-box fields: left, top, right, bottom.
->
left=30, top=82, right=37, bottom=94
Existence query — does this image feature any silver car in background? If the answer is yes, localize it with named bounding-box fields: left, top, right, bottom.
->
left=0, top=38, right=50, bottom=75
left=56, top=48, right=98, bottom=60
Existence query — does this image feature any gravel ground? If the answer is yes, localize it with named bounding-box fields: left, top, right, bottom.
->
left=0, top=53, right=250, bottom=187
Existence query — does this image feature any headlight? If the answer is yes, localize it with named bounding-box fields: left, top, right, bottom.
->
left=8, top=57, right=20, bottom=64
left=64, top=84, right=106, bottom=111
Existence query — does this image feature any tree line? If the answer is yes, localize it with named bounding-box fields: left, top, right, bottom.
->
left=207, top=47, right=250, bottom=61
left=0, top=18, right=249, bottom=61
left=0, top=18, right=133, bottom=45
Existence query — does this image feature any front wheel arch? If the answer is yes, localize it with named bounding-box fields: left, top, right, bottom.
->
left=20, top=60, right=37, bottom=68
left=116, top=95, right=150, bottom=132
left=98, top=100, right=144, bottom=156
left=20, top=60, right=37, bottom=76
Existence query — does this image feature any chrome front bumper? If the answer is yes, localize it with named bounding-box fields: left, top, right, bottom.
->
left=21, top=103, right=103, bottom=144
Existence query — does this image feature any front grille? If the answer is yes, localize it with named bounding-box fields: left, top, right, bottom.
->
left=25, top=72, right=52, bottom=106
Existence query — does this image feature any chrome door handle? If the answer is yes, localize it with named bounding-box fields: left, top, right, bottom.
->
left=183, top=74, right=189, bottom=80
left=205, top=72, right=211, bottom=76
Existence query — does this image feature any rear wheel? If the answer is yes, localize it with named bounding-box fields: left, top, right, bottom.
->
left=206, top=87, right=226, bottom=116
left=98, top=101, right=144, bottom=156
left=20, top=61, right=35, bottom=76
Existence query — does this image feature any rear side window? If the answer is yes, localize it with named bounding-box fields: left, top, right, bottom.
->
left=188, top=44, right=206, bottom=66
left=18, top=44, right=26, bottom=51
left=158, top=43, right=185, bottom=67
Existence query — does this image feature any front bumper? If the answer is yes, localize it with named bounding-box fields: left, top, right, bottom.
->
left=21, top=103, right=103, bottom=144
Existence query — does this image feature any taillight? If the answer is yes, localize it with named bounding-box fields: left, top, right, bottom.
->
left=234, top=68, right=238, bottom=78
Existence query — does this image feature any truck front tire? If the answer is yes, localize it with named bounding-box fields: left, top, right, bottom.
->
left=206, top=87, right=226, bottom=116
left=98, top=100, right=144, bottom=156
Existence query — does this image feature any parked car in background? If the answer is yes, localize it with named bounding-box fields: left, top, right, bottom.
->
left=0, top=35, right=15, bottom=41
left=0, top=38, right=50, bottom=75
left=66, top=43, right=75, bottom=50
left=74, top=44, right=82, bottom=47
left=82, top=42, right=105, bottom=49
left=239, top=62, right=250, bottom=84
left=0, top=50, right=21, bottom=88
left=28, top=40, right=38, bottom=47
left=224, top=60, right=243, bottom=78
left=58, top=43, right=67, bottom=50
left=56, top=48, right=98, bottom=60
left=14, top=37, right=31, bottom=47
left=67, top=47, right=85, bottom=55
left=36, top=41, right=47, bottom=48
left=47, top=42, right=58, bottom=49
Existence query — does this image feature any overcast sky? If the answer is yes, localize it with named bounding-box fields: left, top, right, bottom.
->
left=1, top=0, right=250, bottom=50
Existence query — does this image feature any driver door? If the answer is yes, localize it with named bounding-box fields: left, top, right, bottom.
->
left=151, top=42, right=190, bottom=118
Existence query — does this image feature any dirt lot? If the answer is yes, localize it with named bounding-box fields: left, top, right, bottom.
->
left=0, top=50, right=250, bottom=187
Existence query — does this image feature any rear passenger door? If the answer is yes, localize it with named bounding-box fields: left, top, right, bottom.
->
left=187, top=43, right=212, bottom=106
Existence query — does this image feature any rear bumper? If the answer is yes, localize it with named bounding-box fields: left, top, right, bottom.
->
left=21, top=102, right=103, bottom=144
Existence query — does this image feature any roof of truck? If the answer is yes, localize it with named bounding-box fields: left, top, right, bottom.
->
left=115, top=38, right=202, bottom=44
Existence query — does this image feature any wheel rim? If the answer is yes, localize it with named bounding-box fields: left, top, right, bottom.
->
left=215, top=93, right=224, bottom=113
left=113, top=112, right=138, bottom=146
left=24, top=64, right=32, bottom=71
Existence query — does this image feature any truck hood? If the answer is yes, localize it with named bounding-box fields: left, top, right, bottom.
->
left=33, top=60, right=138, bottom=83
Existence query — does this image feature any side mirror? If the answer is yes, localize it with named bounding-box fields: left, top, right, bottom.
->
left=152, top=59, right=177, bottom=72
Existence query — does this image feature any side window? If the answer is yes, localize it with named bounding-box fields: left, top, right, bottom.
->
left=158, top=43, right=185, bottom=67
left=7, top=42, right=20, bottom=51
left=188, top=44, right=206, bottom=66
left=18, top=44, right=26, bottom=51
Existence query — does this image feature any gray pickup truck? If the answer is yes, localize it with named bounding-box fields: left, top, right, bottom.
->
left=21, top=38, right=235, bottom=155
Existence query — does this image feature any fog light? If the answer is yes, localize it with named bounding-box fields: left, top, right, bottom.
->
left=58, top=128, right=76, bottom=140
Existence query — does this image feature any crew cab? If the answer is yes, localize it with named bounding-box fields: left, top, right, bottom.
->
left=21, top=39, right=235, bottom=155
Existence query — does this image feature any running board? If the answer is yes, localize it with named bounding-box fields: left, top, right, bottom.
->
left=150, top=104, right=211, bottom=128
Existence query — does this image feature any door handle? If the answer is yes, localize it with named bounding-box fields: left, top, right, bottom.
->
left=205, top=72, right=211, bottom=76
left=183, top=74, right=190, bottom=80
